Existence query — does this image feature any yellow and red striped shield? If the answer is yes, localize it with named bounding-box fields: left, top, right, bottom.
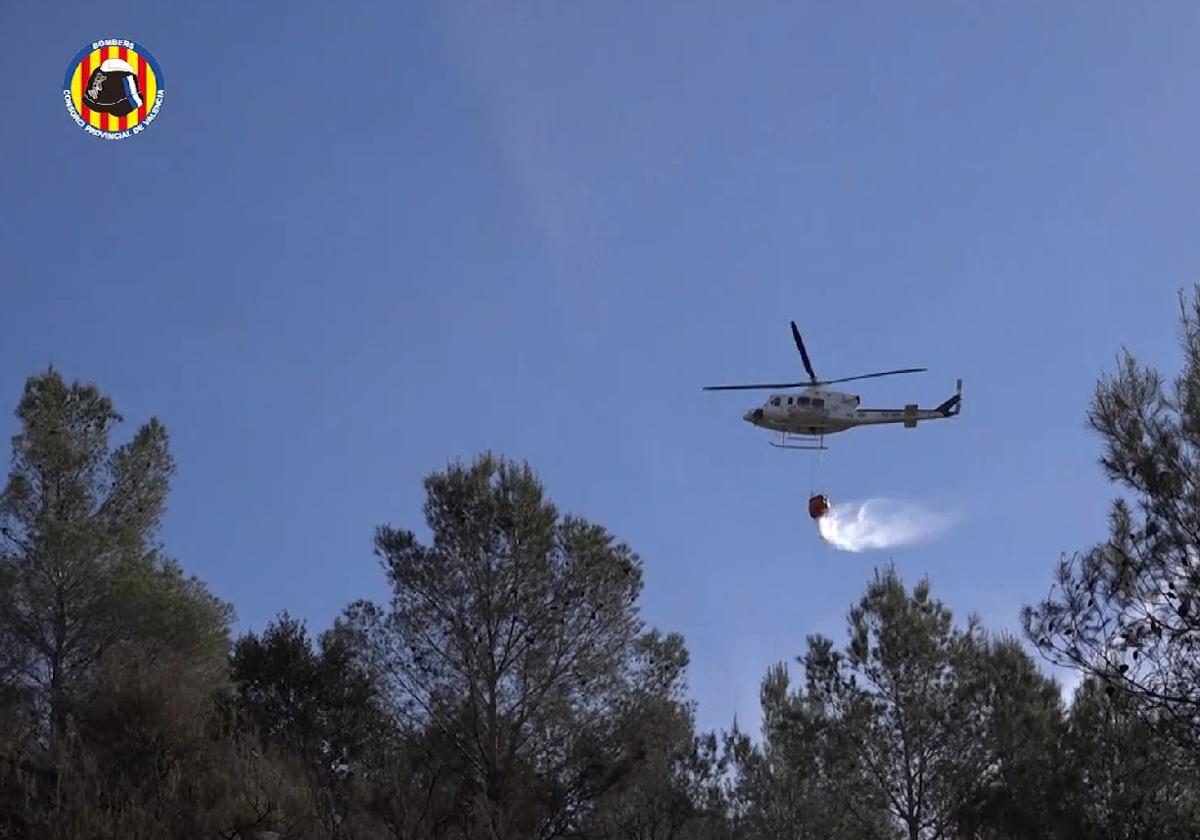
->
left=63, top=39, right=164, bottom=139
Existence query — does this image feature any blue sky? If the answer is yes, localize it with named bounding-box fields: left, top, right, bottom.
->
left=3, top=1, right=1199, bottom=736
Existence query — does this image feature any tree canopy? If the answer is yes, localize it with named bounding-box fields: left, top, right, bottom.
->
left=1023, top=288, right=1200, bottom=773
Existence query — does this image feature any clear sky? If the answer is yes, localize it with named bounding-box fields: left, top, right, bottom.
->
left=3, top=1, right=1199, bottom=736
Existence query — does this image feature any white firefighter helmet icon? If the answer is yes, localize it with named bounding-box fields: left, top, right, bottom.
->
left=83, top=58, right=143, bottom=118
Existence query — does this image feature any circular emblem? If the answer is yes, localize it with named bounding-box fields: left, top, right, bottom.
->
left=63, top=39, right=164, bottom=139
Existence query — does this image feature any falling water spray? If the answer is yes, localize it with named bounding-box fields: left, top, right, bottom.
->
left=815, top=497, right=958, bottom=552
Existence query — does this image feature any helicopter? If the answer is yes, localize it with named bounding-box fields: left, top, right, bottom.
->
left=704, top=321, right=962, bottom=453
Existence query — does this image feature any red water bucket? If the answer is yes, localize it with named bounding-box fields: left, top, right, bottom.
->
left=808, top=494, right=830, bottom=520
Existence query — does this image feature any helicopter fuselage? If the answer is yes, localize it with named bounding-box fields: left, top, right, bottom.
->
left=704, top=321, right=961, bottom=450
left=743, top=387, right=858, bottom=435
left=742, top=384, right=960, bottom=436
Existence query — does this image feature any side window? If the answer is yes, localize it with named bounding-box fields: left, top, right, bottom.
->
left=771, top=397, right=781, bottom=407
left=787, top=397, right=793, bottom=405
left=812, top=398, right=825, bottom=408
left=797, top=397, right=810, bottom=406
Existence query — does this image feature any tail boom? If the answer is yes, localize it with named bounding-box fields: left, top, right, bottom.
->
left=852, top=379, right=962, bottom=429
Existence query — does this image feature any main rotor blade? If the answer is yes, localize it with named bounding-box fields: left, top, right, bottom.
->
left=812, top=368, right=928, bottom=386
left=703, top=381, right=813, bottom=391
left=790, top=322, right=817, bottom=382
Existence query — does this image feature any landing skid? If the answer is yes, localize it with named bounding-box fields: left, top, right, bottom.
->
left=768, top=431, right=827, bottom=451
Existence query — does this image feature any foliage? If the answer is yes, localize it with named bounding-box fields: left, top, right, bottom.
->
left=727, top=569, right=1090, bottom=840
left=231, top=612, right=392, bottom=838
left=0, top=367, right=179, bottom=748
left=337, top=453, right=683, bottom=839
left=949, top=636, right=1081, bottom=840
left=721, top=660, right=894, bottom=840
left=1065, top=675, right=1200, bottom=839
left=1024, top=287, right=1200, bottom=766
left=807, top=568, right=992, bottom=840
